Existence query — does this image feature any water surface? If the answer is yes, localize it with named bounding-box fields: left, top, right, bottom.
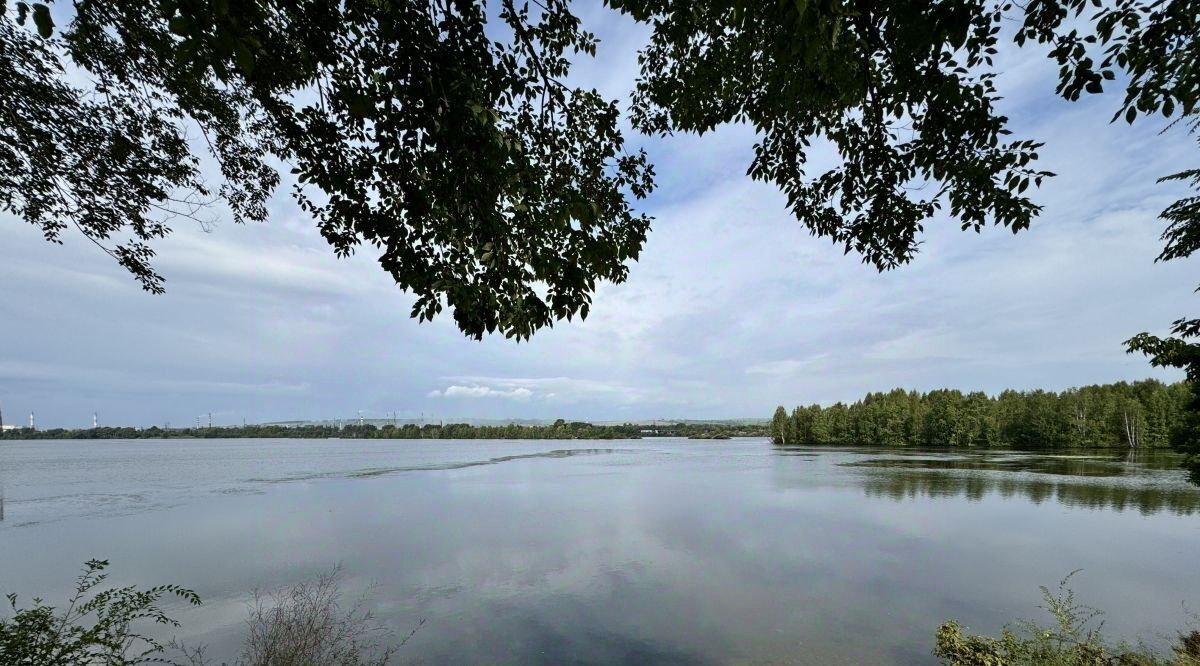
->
left=1, top=439, right=1197, bottom=664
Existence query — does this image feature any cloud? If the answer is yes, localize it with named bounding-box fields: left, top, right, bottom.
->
left=431, top=386, right=535, bottom=401
left=428, top=377, right=646, bottom=404
left=864, top=329, right=973, bottom=363
left=745, top=355, right=832, bottom=377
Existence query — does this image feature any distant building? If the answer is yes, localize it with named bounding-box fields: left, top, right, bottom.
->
left=0, top=424, right=19, bottom=432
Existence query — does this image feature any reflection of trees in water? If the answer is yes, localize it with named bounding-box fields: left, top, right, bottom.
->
left=844, top=455, right=1128, bottom=477
left=860, top=471, right=1200, bottom=515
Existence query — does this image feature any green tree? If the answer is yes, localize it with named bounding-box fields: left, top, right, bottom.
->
left=768, top=380, right=1192, bottom=453
left=1127, top=337, right=1200, bottom=478
left=790, top=406, right=809, bottom=444
left=959, top=391, right=996, bottom=447
left=2, top=0, right=652, bottom=340
left=807, top=405, right=831, bottom=444
left=771, top=406, right=790, bottom=444
left=825, top=402, right=851, bottom=444
left=921, top=390, right=963, bottom=447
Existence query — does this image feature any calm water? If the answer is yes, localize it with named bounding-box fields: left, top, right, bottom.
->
left=1, top=438, right=1198, bottom=664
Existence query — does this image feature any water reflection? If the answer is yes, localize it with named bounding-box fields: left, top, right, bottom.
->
left=3, top=440, right=1199, bottom=665
left=839, top=452, right=1200, bottom=515
left=844, top=454, right=1126, bottom=476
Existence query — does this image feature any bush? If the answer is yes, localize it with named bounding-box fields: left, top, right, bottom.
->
left=0, top=559, right=200, bottom=665
left=2, top=562, right=415, bottom=666
left=232, top=568, right=402, bottom=666
left=935, top=572, right=1200, bottom=666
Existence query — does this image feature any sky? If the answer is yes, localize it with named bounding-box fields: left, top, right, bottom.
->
left=1, top=4, right=1197, bottom=428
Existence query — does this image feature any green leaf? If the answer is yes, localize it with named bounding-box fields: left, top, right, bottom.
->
left=32, top=3, right=53, bottom=38
left=348, top=94, right=372, bottom=118
left=235, top=43, right=256, bottom=75
left=168, top=14, right=191, bottom=36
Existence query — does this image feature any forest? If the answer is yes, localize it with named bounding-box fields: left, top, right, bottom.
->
left=770, top=379, right=1190, bottom=449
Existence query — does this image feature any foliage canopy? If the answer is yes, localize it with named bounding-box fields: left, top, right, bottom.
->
left=1, top=0, right=653, bottom=339
left=2, top=0, right=1197, bottom=332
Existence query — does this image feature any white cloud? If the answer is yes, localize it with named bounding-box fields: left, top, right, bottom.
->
left=745, top=355, right=832, bottom=377
left=433, top=385, right=535, bottom=401
left=426, top=377, right=642, bottom=404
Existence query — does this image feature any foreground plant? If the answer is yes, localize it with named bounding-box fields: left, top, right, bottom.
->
left=230, top=568, right=408, bottom=666
left=0, top=559, right=200, bottom=665
left=935, top=572, right=1200, bottom=665
left=2, top=562, right=411, bottom=666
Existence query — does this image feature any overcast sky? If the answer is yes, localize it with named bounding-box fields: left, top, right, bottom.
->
left=2, top=4, right=1196, bottom=428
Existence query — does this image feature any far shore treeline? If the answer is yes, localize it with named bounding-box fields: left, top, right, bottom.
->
left=4, top=378, right=1191, bottom=449
left=0, top=420, right=767, bottom=441
left=771, top=379, right=1188, bottom=449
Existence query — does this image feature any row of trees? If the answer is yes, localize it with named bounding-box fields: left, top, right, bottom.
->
left=770, top=379, right=1190, bottom=449
left=0, top=420, right=768, bottom=441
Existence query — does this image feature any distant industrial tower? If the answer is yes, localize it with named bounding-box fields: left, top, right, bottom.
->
left=93, top=413, right=98, bottom=429
left=0, top=403, right=4, bottom=430
left=29, top=412, right=35, bottom=430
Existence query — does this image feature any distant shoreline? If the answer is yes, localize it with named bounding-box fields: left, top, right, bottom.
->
left=0, top=429, right=1182, bottom=454
left=0, top=421, right=770, bottom=441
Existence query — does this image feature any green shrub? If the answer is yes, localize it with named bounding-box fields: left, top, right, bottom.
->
left=935, top=572, right=1200, bottom=666
left=2, top=562, right=414, bottom=666
left=0, top=559, right=200, bottom=665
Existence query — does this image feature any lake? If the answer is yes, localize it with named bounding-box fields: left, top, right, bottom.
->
left=1, top=438, right=1198, bottom=664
